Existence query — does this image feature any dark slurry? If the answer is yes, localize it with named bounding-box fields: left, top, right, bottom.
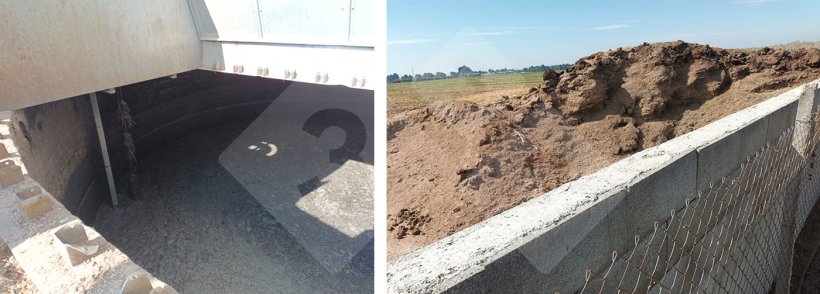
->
left=94, top=121, right=373, bottom=293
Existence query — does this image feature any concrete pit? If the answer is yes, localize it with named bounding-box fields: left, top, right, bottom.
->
left=7, top=70, right=374, bottom=293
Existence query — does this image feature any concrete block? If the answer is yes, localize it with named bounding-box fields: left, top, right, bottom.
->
left=793, top=82, right=820, bottom=156
left=629, top=184, right=736, bottom=292
left=0, top=160, right=23, bottom=187
left=696, top=117, right=767, bottom=191
left=656, top=175, right=792, bottom=293
left=793, top=121, right=812, bottom=158
left=516, top=186, right=628, bottom=272
left=516, top=188, right=628, bottom=292
left=53, top=221, right=99, bottom=266
left=621, top=237, right=667, bottom=291
left=623, top=151, right=697, bottom=235
left=121, top=272, right=179, bottom=294
left=16, top=186, right=42, bottom=200
left=794, top=82, right=820, bottom=123
left=657, top=199, right=746, bottom=292
left=517, top=149, right=696, bottom=292
left=765, top=100, right=798, bottom=144
left=122, top=273, right=153, bottom=294
left=18, top=194, right=53, bottom=220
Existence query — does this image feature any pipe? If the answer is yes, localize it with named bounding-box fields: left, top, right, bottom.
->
left=89, top=93, right=119, bottom=208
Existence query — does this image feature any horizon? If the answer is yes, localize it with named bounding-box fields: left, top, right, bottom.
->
left=387, top=63, right=572, bottom=80
left=388, top=0, right=820, bottom=75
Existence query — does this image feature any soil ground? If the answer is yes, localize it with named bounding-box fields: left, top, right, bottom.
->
left=796, top=208, right=820, bottom=293
left=93, top=121, right=373, bottom=294
left=0, top=241, right=34, bottom=294
left=387, top=41, right=820, bottom=260
left=793, top=174, right=820, bottom=293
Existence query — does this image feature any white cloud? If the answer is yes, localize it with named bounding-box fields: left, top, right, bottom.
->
left=586, top=24, right=629, bottom=31
left=466, top=30, right=515, bottom=37
left=489, top=25, right=552, bottom=31
left=460, top=41, right=492, bottom=46
left=388, top=38, right=436, bottom=45
left=733, top=0, right=776, bottom=5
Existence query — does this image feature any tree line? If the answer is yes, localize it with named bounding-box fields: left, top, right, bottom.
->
left=386, top=64, right=571, bottom=83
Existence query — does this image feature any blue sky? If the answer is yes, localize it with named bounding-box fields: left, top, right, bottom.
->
left=388, top=0, right=820, bottom=75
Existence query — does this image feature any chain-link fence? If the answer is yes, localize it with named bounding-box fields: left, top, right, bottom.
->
left=580, top=113, right=820, bottom=293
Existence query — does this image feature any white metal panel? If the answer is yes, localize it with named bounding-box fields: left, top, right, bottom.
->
left=193, top=0, right=262, bottom=40
left=257, top=0, right=350, bottom=45
left=201, top=41, right=375, bottom=90
left=187, top=0, right=375, bottom=47
left=0, top=0, right=202, bottom=111
left=349, top=0, right=375, bottom=45
left=186, top=0, right=219, bottom=39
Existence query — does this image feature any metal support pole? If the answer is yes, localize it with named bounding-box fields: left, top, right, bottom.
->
left=89, top=93, right=119, bottom=207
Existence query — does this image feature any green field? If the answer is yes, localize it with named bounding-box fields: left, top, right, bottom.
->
left=742, top=41, right=820, bottom=51
left=387, top=72, right=544, bottom=116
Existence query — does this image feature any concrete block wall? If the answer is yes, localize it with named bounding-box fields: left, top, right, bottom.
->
left=387, top=79, right=820, bottom=293
left=0, top=139, right=178, bottom=293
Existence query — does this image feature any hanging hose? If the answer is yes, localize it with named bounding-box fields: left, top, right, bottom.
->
left=118, top=93, right=140, bottom=199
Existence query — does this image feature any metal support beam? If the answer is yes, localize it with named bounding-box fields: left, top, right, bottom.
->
left=89, top=93, right=119, bottom=207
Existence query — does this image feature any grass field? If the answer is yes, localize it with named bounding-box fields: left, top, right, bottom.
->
left=742, top=40, right=820, bottom=51
left=387, top=72, right=544, bottom=116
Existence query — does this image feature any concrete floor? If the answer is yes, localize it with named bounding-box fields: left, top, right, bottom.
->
left=93, top=121, right=373, bottom=293
left=218, top=85, right=374, bottom=273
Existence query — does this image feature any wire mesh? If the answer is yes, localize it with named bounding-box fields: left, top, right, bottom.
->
left=579, top=112, right=820, bottom=294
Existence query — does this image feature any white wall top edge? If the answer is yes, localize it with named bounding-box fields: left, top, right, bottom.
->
left=387, top=79, right=820, bottom=293
left=197, top=37, right=376, bottom=49
left=201, top=41, right=376, bottom=91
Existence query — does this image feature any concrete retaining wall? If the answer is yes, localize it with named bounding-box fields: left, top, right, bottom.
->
left=387, top=79, right=820, bottom=293
left=8, top=97, right=104, bottom=223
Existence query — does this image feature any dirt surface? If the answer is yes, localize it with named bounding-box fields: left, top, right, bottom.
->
left=800, top=257, right=820, bottom=293
left=795, top=201, right=820, bottom=293
left=0, top=242, right=34, bottom=294
left=793, top=163, right=820, bottom=293
left=387, top=41, right=820, bottom=260
left=94, top=121, right=373, bottom=294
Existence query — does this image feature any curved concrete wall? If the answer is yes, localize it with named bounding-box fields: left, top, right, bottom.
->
left=10, top=70, right=293, bottom=223
left=8, top=97, right=102, bottom=221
